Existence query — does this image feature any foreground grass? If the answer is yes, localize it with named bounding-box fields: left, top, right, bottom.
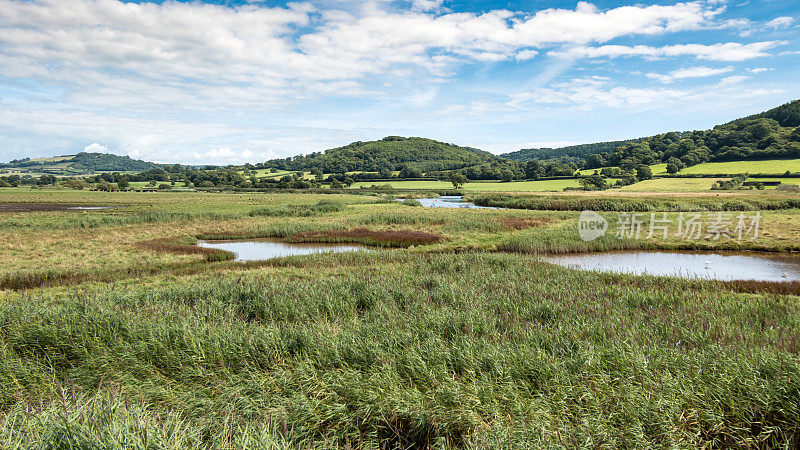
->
left=1, top=252, right=799, bottom=448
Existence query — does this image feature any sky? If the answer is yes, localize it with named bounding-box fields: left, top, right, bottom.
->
left=0, top=0, right=798, bottom=164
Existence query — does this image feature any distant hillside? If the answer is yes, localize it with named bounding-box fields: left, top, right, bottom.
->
left=504, top=100, right=800, bottom=172
left=0, top=152, right=161, bottom=175
left=261, top=136, right=499, bottom=173
left=500, top=139, right=643, bottom=163
left=585, top=100, right=800, bottom=171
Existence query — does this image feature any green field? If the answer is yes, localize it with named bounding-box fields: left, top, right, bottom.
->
left=1, top=187, right=800, bottom=447
left=351, top=179, right=582, bottom=191
left=580, top=159, right=800, bottom=177
left=619, top=177, right=730, bottom=192
left=677, top=159, right=800, bottom=175
left=747, top=177, right=800, bottom=187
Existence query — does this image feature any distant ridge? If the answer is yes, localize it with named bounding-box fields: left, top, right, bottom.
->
left=499, top=139, right=644, bottom=163
left=0, top=152, right=161, bottom=175
left=501, top=99, right=800, bottom=168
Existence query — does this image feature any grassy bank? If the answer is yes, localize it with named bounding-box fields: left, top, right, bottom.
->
left=470, top=193, right=800, bottom=212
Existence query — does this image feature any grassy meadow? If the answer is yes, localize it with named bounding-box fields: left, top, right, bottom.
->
left=1, top=186, right=800, bottom=447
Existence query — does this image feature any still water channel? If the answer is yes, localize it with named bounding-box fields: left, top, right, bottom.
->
left=197, top=239, right=369, bottom=262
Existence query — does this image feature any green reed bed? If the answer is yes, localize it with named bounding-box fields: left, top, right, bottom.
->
left=471, top=193, right=800, bottom=212
left=1, top=252, right=798, bottom=448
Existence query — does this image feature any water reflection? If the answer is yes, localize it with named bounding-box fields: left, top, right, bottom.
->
left=197, top=239, right=369, bottom=262
left=544, top=251, right=800, bottom=282
left=401, top=196, right=497, bottom=209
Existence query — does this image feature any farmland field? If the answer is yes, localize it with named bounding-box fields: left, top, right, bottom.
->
left=619, top=177, right=730, bottom=192
left=678, top=159, right=800, bottom=175
left=2, top=187, right=800, bottom=448
left=580, top=159, right=800, bottom=177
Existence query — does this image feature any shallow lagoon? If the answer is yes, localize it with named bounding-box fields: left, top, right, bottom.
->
left=545, top=251, right=800, bottom=282
left=197, top=239, right=369, bottom=262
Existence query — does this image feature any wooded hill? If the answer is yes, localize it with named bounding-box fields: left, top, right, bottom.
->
left=260, top=136, right=499, bottom=174
left=0, top=152, right=161, bottom=175
left=503, top=100, right=800, bottom=173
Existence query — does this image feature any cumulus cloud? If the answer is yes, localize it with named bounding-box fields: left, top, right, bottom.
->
left=0, top=0, right=725, bottom=95
left=646, top=66, right=734, bottom=83
left=766, top=17, right=794, bottom=29
left=84, top=143, right=109, bottom=153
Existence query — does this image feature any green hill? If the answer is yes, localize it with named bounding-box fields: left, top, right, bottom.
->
left=0, top=152, right=161, bottom=176
left=506, top=100, right=800, bottom=173
left=261, top=136, right=499, bottom=174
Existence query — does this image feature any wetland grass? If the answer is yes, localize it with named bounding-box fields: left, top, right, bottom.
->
left=1, top=253, right=799, bottom=447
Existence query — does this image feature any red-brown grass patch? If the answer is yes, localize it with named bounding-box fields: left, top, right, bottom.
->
left=137, top=238, right=234, bottom=261
left=500, top=217, right=553, bottom=230
left=720, top=279, right=800, bottom=296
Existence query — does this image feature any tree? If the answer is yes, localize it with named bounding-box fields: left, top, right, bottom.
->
left=635, top=164, right=653, bottom=180
left=37, top=175, right=57, bottom=185
left=97, top=181, right=113, bottom=191
left=64, top=178, right=86, bottom=190
left=449, top=173, right=468, bottom=188
left=579, top=174, right=609, bottom=191
left=525, top=161, right=542, bottom=180
left=329, top=179, right=343, bottom=189
left=398, top=166, right=422, bottom=178
left=117, top=178, right=130, bottom=190
left=666, top=163, right=680, bottom=174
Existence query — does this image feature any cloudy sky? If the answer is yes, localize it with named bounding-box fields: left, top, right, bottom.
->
left=0, top=0, right=798, bottom=164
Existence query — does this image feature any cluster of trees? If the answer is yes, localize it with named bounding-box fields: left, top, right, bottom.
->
left=0, top=174, right=63, bottom=187
left=500, top=139, right=643, bottom=164
left=711, top=174, right=765, bottom=190
left=577, top=164, right=653, bottom=190
left=428, top=160, right=579, bottom=182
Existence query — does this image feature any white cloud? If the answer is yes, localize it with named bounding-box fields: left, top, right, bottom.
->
left=749, top=67, right=770, bottom=74
left=646, top=66, right=734, bottom=83
left=718, top=75, right=749, bottom=85
left=0, top=0, right=725, bottom=95
left=766, top=17, right=794, bottom=29
left=503, top=73, right=784, bottom=112
left=554, top=41, right=782, bottom=61
left=410, top=0, right=445, bottom=12
left=515, top=49, right=539, bottom=61
left=83, top=143, right=109, bottom=153
left=506, top=76, right=689, bottom=109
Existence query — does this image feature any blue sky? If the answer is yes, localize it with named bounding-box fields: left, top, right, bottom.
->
left=0, top=0, right=798, bottom=164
